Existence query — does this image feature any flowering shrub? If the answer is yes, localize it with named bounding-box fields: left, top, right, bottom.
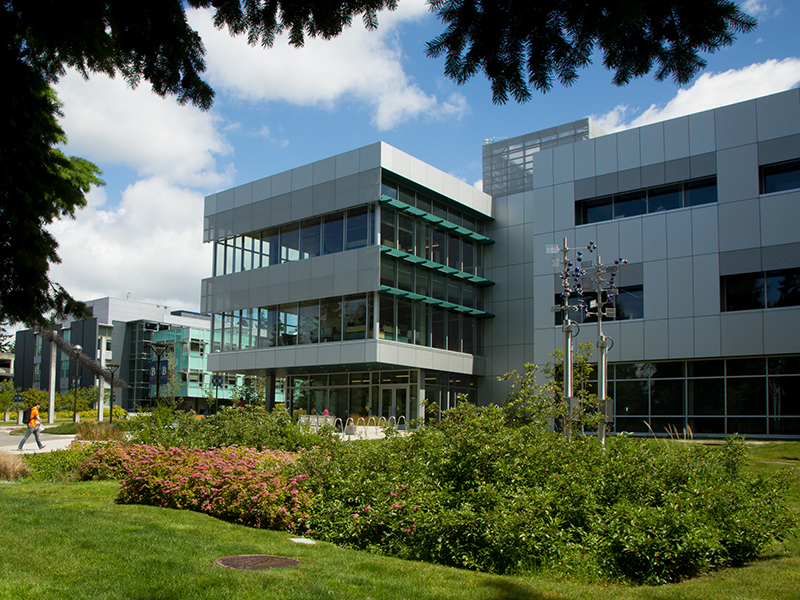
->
left=81, top=444, right=312, bottom=531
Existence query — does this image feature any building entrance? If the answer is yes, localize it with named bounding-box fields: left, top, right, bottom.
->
left=380, top=385, right=408, bottom=426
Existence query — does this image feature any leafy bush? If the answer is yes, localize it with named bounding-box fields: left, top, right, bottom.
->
left=124, top=404, right=326, bottom=451
left=0, top=450, right=29, bottom=480
left=83, top=444, right=311, bottom=531
left=294, top=404, right=795, bottom=584
left=23, top=444, right=95, bottom=482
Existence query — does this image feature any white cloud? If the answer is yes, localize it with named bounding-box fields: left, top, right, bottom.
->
left=187, top=2, right=468, bottom=130
left=47, top=178, right=211, bottom=311
left=741, top=0, right=769, bottom=17
left=593, top=58, right=800, bottom=132
left=55, top=71, right=235, bottom=189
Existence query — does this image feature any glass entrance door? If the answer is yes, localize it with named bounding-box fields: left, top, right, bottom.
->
left=380, top=386, right=408, bottom=426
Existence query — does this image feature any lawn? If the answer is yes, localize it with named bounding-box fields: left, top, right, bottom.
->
left=0, top=442, right=798, bottom=600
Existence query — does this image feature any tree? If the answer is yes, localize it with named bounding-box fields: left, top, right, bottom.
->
left=500, top=342, right=602, bottom=432
left=426, top=0, right=757, bottom=104
left=2, top=0, right=756, bottom=324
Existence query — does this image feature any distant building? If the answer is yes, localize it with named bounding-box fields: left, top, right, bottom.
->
left=13, top=297, right=243, bottom=411
left=202, top=88, right=800, bottom=438
left=0, top=353, right=13, bottom=383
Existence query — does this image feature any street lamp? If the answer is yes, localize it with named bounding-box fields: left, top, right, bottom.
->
left=107, top=363, right=120, bottom=424
left=146, top=342, right=169, bottom=406
left=72, top=344, right=83, bottom=424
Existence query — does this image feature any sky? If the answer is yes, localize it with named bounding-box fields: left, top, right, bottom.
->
left=42, top=0, right=800, bottom=320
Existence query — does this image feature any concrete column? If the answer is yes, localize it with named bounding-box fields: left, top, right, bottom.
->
left=96, top=336, right=106, bottom=421
left=48, top=339, right=57, bottom=424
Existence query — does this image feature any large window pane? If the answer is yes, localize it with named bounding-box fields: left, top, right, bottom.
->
left=651, top=380, right=684, bottom=415
left=648, top=184, right=681, bottom=212
left=614, top=380, right=649, bottom=415
left=431, top=307, right=446, bottom=349
left=397, top=298, right=413, bottom=343
left=323, top=212, right=344, bottom=254
left=414, top=303, right=429, bottom=346
left=761, top=160, right=800, bottom=194
left=615, top=286, right=643, bottom=319
left=299, top=300, right=320, bottom=344
left=417, top=222, right=431, bottom=260
left=320, top=297, right=342, bottom=342
left=580, top=197, right=612, bottom=224
left=770, top=376, right=800, bottom=416
left=258, top=307, right=276, bottom=348
left=726, top=377, right=766, bottom=415
left=279, top=304, right=298, bottom=346
left=431, top=229, right=446, bottom=264
left=615, top=190, right=647, bottom=219
left=397, top=262, right=413, bottom=292
left=281, top=223, right=300, bottom=262
left=379, top=295, right=395, bottom=340
left=684, top=177, right=717, bottom=207
left=723, top=273, right=764, bottom=311
left=344, top=294, right=368, bottom=340
left=381, top=208, right=396, bottom=249
left=301, top=217, right=321, bottom=259
left=381, top=255, right=397, bottom=288
left=462, top=315, right=474, bottom=354
left=346, top=206, right=369, bottom=250
left=415, top=269, right=430, bottom=297
left=215, top=242, right=225, bottom=276
left=766, top=268, right=800, bottom=308
left=448, top=233, right=461, bottom=270
left=398, top=214, right=414, bottom=254
left=687, top=378, right=724, bottom=415
left=263, top=228, right=280, bottom=265
left=462, top=240, right=474, bottom=274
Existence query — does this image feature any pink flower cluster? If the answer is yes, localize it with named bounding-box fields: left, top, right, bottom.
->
left=81, top=444, right=312, bottom=531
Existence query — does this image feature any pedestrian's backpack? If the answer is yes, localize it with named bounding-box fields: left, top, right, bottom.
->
left=22, top=407, right=32, bottom=424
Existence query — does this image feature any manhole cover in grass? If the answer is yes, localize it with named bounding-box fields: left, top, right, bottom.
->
left=215, top=555, right=301, bottom=570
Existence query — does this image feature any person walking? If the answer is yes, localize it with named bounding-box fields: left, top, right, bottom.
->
left=17, top=401, right=46, bottom=452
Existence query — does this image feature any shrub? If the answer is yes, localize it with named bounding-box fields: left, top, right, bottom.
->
left=23, top=444, right=95, bottom=482
left=295, top=404, right=795, bottom=584
left=124, top=404, right=327, bottom=451
left=96, top=444, right=312, bottom=531
left=0, top=450, right=29, bottom=481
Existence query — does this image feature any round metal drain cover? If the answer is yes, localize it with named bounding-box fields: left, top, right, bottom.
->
left=215, top=555, right=301, bottom=570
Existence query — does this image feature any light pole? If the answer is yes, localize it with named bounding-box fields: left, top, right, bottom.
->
left=72, top=344, right=83, bottom=424
left=547, top=239, right=581, bottom=437
left=107, top=363, right=120, bottom=424
left=146, top=342, right=169, bottom=406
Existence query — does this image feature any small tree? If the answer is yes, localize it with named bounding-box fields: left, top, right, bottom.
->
left=500, top=342, right=603, bottom=432
left=160, top=351, right=184, bottom=408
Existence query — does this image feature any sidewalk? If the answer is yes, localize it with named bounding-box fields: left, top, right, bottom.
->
left=0, top=426, right=77, bottom=454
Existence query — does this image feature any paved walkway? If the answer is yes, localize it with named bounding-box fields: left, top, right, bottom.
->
left=0, top=426, right=77, bottom=454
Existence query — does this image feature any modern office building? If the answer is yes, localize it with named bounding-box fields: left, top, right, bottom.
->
left=14, top=297, right=241, bottom=411
left=205, top=88, right=800, bottom=437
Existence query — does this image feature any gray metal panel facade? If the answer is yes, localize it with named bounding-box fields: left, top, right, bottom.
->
left=482, top=88, right=800, bottom=400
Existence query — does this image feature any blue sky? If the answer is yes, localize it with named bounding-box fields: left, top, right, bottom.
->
left=43, top=0, right=800, bottom=317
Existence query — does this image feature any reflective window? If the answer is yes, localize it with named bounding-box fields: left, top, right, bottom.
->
left=346, top=206, right=369, bottom=250
left=279, top=304, right=298, bottom=346
left=722, top=268, right=800, bottom=311
left=301, top=218, right=321, bottom=259
left=577, top=177, right=717, bottom=225
left=344, top=294, right=368, bottom=340
left=761, top=159, right=800, bottom=194
left=323, top=212, right=344, bottom=255
left=281, top=223, right=300, bottom=262
left=320, top=297, right=342, bottom=342
left=299, top=300, right=319, bottom=344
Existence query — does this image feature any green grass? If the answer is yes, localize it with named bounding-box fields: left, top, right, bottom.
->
left=0, top=443, right=798, bottom=600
